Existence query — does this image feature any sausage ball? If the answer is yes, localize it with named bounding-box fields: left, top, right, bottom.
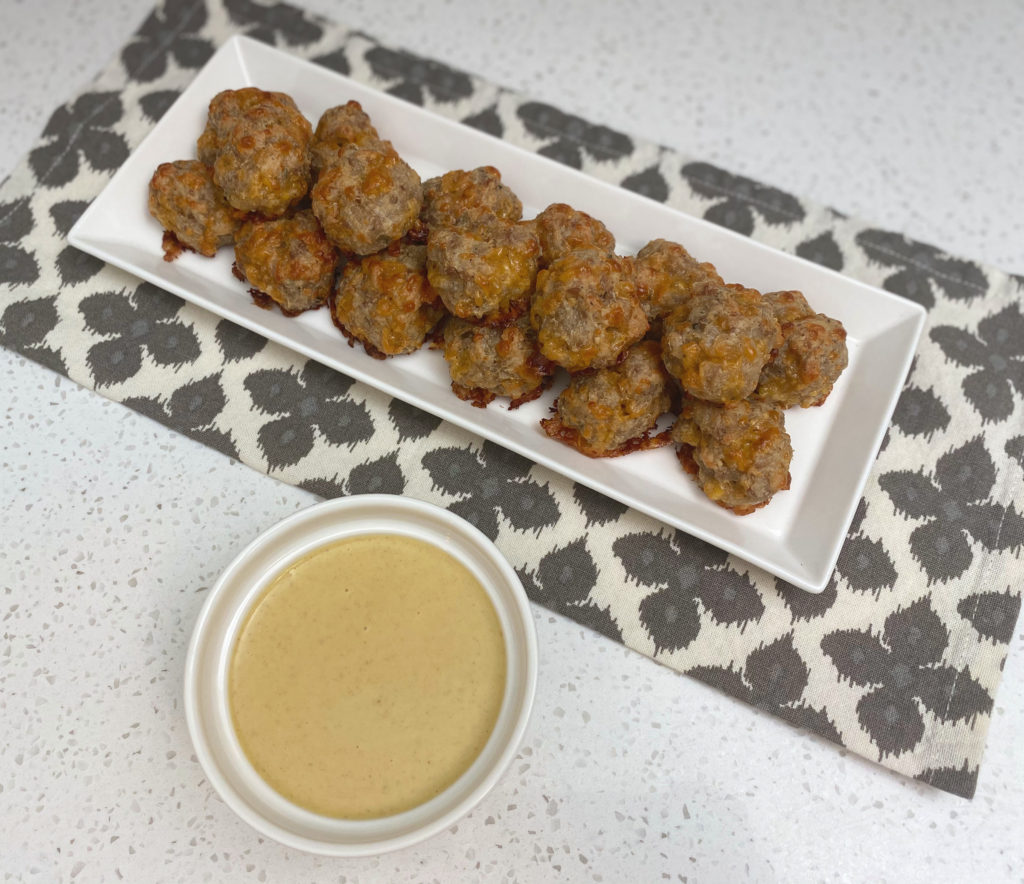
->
left=530, top=250, right=648, bottom=373
left=420, top=166, right=522, bottom=230
left=148, top=160, right=243, bottom=259
left=233, top=210, right=338, bottom=315
left=756, top=314, right=848, bottom=408
left=634, top=238, right=724, bottom=323
left=442, top=314, right=553, bottom=407
left=661, top=283, right=781, bottom=403
left=672, top=398, right=792, bottom=515
left=532, top=202, right=615, bottom=267
left=332, top=242, right=444, bottom=357
left=311, top=144, right=423, bottom=255
left=542, top=341, right=673, bottom=456
left=426, top=221, right=540, bottom=322
left=196, top=88, right=312, bottom=217
left=762, top=289, right=814, bottom=325
left=310, top=100, right=387, bottom=175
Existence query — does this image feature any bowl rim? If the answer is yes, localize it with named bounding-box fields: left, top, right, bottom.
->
left=184, top=494, right=538, bottom=856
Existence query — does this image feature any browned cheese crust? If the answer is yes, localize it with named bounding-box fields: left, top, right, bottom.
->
left=311, top=144, right=423, bottom=255
left=332, top=242, right=444, bottom=356
left=672, top=398, right=792, bottom=514
left=661, top=283, right=782, bottom=403
left=443, top=314, right=554, bottom=407
left=420, top=166, right=523, bottom=231
left=634, top=238, right=724, bottom=324
left=533, top=202, right=615, bottom=267
left=310, top=100, right=388, bottom=175
left=762, top=289, right=814, bottom=325
left=197, top=88, right=312, bottom=217
left=148, top=159, right=243, bottom=259
left=233, top=210, right=339, bottom=315
left=544, top=340, right=673, bottom=456
left=530, top=249, right=648, bottom=373
left=426, top=221, right=540, bottom=322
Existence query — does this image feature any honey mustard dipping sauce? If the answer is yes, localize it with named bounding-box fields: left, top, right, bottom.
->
left=228, top=533, right=507, bottom=820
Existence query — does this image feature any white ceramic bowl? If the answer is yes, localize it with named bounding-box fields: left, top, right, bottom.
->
left=184, top=494, right=537, bottom=856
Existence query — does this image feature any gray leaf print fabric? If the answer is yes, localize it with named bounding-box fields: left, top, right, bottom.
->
left=422, top=441, right=561, bottom=540
left=29, top=92, right=131, bottom=186
left=1, top=0, right=1021, bottom=800
left=79, top=284, right=202, bottom=385
left=688, top=634, right=840, bottom=743
left=244, top=363, right=373, bottom=468
left=879, top=437, right=1024, bottom=583
left=930, top=304, right=1024, bottom=421
left=856, top=229, right=989, bottom=306
left=822, top=598, right=993, bottom=758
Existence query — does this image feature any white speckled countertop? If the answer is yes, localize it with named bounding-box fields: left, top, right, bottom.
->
left=2, top=1, right=1023, bottom=882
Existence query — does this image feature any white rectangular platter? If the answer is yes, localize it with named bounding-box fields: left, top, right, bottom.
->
left=69, top=36, right=926, bottom=592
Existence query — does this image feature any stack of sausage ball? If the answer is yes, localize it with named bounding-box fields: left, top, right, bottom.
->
left=148, top=87, right=848, bottom=515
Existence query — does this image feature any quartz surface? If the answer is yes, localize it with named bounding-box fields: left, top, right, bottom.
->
left=2, top=1, right=1023, bottom=882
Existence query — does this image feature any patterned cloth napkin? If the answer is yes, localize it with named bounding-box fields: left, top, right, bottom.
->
left=2, top=0, right=1022, bottom=799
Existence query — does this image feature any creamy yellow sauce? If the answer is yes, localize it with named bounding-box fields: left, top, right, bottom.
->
left=229, top=533, right=507, bottom=819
